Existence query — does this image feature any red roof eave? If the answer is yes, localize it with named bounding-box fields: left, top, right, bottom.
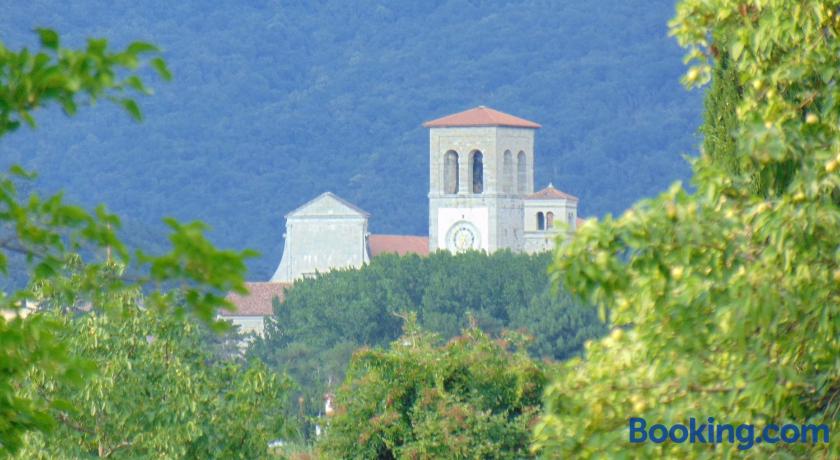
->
left=423, top=106, right=541, bottom=129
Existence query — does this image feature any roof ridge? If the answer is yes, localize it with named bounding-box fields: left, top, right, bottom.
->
left=423, top=106, right=541, bottom=129
left=285, top=191, right=370, bottom=218
left=526, top=184, right=579, bottom=201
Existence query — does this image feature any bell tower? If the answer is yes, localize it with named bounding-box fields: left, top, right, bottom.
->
left=424, top=106, right=539, bottom=253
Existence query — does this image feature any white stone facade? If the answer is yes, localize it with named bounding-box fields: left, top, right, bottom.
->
left=523, top=191, right=578, bottom=254
left=268, top=107, right=579, bottom=287
left=271, top=193, right=370, bottom=283
left=425, top=108, right=578, bottom=255
left=428, top=126, right=536, bottom=253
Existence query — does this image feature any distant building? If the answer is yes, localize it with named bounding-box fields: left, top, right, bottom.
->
left=221, top=282, right=290, bottom=336
left=424, top=106, right=578, bottom=253
left=221, top=106, right=580, bottom=334
left=1, top=300, right=37, bottom=321
left=271, top=192, right=372, bottom=283
left=523, top=183, right=579, bottom=253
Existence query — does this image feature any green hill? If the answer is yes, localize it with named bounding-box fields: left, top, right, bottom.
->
left=0, top=0, right=701, bottom=278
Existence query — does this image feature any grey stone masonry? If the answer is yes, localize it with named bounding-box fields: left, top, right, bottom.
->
left=271, top=192, right=370, bottom=282
left=428, top=126, right=535, bottom=253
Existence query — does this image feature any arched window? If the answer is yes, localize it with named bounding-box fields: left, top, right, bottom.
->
left=444, top=150, right=459, bottom=194
left=537, top=212, right=545, bottom=230
left=546, top=211, right=555, bottom=229
left=471, top=151, right=484, bottom=194
left=503, top=150, right=514, bottom=193
left=517, top=151, right=527, bottom=194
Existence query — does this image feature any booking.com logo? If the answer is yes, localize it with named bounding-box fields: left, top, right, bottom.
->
left=629, top=417, right=830, bottom=451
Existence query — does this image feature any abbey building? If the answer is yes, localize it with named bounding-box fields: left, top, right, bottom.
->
left=425, top=106, right=578, bottom=254
left=223, top=106, right=581, bottom=334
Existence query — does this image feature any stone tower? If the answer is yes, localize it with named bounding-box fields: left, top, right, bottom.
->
left=424, top=106, right=540, bottom=253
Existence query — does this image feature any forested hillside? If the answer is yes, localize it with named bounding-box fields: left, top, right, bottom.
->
left=0, top=0, right=701, bottom=278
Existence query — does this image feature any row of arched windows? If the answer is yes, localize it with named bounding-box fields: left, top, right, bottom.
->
left=443, top=150, right=527, bottom=195
left=536, top=211, right=555, bottom=230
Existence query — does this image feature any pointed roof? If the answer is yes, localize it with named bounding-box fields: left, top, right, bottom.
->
left=285, top=192, right=370, bottom=218
left=526, top=183, right=579, bottom=202
left=423, top=106, right=541, bottom=129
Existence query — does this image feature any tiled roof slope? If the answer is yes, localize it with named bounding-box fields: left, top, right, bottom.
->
left=526, top=184, right=579, bottom=202
left=222, top=282, right=289, bottom=317
left=368, top=234, right=429, bottom=257
left=423, top=106, right=541, bottom=129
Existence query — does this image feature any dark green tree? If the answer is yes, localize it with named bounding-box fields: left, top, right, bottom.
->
left=700, top=51, right=740, bottom=177
left=250, top=251, right=605, bottom=426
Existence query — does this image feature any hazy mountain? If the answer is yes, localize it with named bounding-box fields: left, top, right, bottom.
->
left=0, top=0, right=702, bottom=279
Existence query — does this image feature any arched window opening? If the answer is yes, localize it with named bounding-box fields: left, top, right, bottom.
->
left=503, top=150, right=514, bottom=193
left=444, top=150, right=459, bottom=194
left=471, top=151, right=484, bottom=194
left=546, top=211, right=555, bottom=229
left=537, top=212, right=545, bottom=230
left=517, top=151, right=527, bottom=194
left=568, top=212, right=575, bottom=226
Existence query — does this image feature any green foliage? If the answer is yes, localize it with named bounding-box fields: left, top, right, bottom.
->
left=533, top=1, right=840, bottom=458
left=0, top=28, right=170, bottom=135
left=0, top=31, right=254, bottom=455
left=250, top=251, right=605, bottom=425
left=700, top=51, right=740, bottom=178
left=15, top=307, right=292, bottom=459
left=319, top=317, right=548, bottom=459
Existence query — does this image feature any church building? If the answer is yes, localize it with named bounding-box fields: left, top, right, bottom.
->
left=222, top=106, right=580, bottom=334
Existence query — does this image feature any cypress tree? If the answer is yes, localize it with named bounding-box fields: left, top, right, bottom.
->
left=700, top=52, right=741, bottom=177
left=700, top=52, right=797, bottom=197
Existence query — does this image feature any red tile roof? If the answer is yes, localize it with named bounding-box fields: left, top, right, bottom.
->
left=222, top=282, right=289, bottom=317
left=368, top=234, right=429, bottom=257
left=526, top=184, right=579, bottom=202
left=423, top=106, right=541, bottom=129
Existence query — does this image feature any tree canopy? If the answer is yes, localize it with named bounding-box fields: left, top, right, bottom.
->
left=320, top=317, right=547, bottom=459
left=15, top=307, right=291, bottom=459
left=249, top=251, right=605, bottom=426
left=534, top=1, right=840, bottom=458
left=0, top=30, right=259, bottom=456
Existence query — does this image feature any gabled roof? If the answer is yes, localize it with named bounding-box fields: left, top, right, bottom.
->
left=423, top=106, right=541, bottom=129
left=285, top=192, right=370, bottom=218
left=526, top=184, right=579, bottom=202
left=368, top=234, right=429, bottom=257
left=222, top=282, right=290, bottom=317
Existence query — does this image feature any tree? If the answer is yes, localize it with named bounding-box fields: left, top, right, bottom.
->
left=700, top=51, right=740, bottom=177
left=250, top=251, right=604, bottom=427
left=0, top=30, right=253, bottom=455
left=15, top=306, right=292, bottom=459
left=319, top=315, right=548, bottom=459
left=533, top=1, right=840, bottom=458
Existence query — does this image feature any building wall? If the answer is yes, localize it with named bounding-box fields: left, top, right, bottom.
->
left=428, top=126, right=534, bottom=253
left=523, top=199, right=577, bottom=232
left=272, top=195, right=369, bottom=282
left=523, top=198, right=577, bottom=254
left=221, top=316, right=266, bottom=337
